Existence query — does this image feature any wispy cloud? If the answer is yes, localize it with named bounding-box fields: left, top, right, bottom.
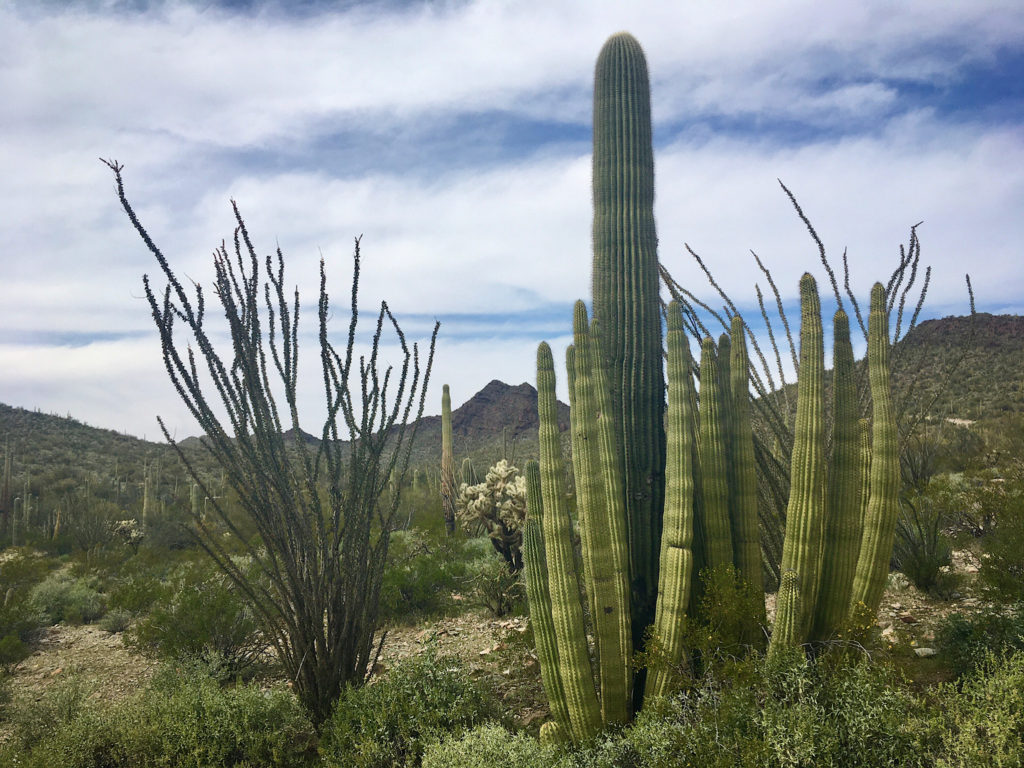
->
left=1, top=0, right=1021, bottom=438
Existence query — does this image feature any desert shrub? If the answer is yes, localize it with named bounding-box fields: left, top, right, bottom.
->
left=125, top=560, right=263, bottom=678
left=937, top=651, right=1024, bottom=767
left=936, top=606, right=1024, bottom=678
left=28, top=571, right=105, bottom=624
left=320, top=647, right=503, bottom=768
left=5, top=674, right=93, bottom=752
left=974, top=467, right=1024, bottom=605
left=0, top=663, right=316, bottom=768
left=104, top=548, right=195, bottom=614
left=465, top=550, right=525, bottom=618
left=422, top=723, right=551, bottom=768
left=378, top=530, right=480, bottom=623
left=456, top=460, right=527, bottom=573
left=565, top=650, right=929, bottom=768
left=892, top=493, right=953, bottom=594
left=98, top=607, right=132, bottom=634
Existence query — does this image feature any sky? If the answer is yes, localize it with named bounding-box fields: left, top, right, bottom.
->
left=1, top=0, right=1022, bottom=442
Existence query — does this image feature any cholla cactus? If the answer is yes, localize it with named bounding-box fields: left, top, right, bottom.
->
left=457, top=459, right=527, bottom=573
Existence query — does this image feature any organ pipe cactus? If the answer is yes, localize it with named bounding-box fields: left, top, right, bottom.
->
left=773, top=274, right=826, bottom=643
left=849, top=284, right=900, bottom=617
left=535, top=342, right=602, bottom=742
left=592, top=31, right=665, bottom=639
left=645, top=301, right=696, bottom=701
left=810, top=310, right=862, bottom=641
left=728, top=315, right=766, bottom=637
left=697, top=337, right=733, bottom=572
left=567, top=302, right=632, bottom=725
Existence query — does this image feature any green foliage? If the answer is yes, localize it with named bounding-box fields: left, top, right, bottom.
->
left=0, top=664, right=316, bottom=768
left=975, top=466, right=1024, bottom=604
left=320, top=648, right=503, bottom=768
left=892, top=492, right=953, bottom=594
left=569, top=652, right=929, bottom=768
left=465, top=550, right=525, bottom=618
left=98, top=607, right=132, bottom=634
left=422, top=723, right=551, bottom=768
left=936, top=651, right=1024, bottom=767
left=28, top=570, right=105, bottom=624
left=936, top=606, right=1024, bottom=678
left=378, top=529, right=479, bottom=624
left=125, top=560, right=263, bottom=678
left=0, top=551, right=51, bottom=666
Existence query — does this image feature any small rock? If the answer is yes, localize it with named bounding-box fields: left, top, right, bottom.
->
left=914, top=647, right=938, bottom=658
left=881, top=626, right=898, bottom=642
left=899, top=613, right=918, bottom=624
left=891, top=603, right=903, bottom=611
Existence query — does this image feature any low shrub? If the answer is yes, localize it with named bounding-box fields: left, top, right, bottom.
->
left=378, top=530, right=480, bottom=623
left=892, top=494, right=953, bottom=594
left=936, top=606, right=1024, bottom=678
left=422, top=723, right=551, bottom=768
left=465, top=551, right=524, bottom=618
left=125, top=560, right=264, bottom=678
left=937, top=651, right=1024, bottom=767
left=28, top=571, right=105, bottom=624
left=0, top=663, right=317, bottom=768
left=320, top=647, right=503, bottom=768
left=98, top=607, right=132, bottom=634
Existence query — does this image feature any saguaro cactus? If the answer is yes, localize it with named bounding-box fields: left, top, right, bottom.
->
left=592, top=32, right=665, bottom=640
left=440, top=384, right=456, bottom=535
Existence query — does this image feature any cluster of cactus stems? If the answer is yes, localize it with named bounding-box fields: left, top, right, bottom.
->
left=523, top=32, right=902, bottom=743
left=440, top=384, right=457, bottom=535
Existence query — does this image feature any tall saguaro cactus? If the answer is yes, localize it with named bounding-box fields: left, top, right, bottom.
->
left=592, top=32, right=665, bottom=640
left=440, top=384, right=456, bottom=535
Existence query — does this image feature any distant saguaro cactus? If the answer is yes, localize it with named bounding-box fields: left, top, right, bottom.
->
left=441, top=384, right=457, bottom=535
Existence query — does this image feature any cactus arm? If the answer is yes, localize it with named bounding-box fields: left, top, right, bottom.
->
left=729, top=315, right=766, bottom=637
left=523, top=460, right=573, bottom=736
left=810, top=310, right=862, bottom=641
left=697, top=336, right=734, bottom=572
left=536, top=342, right=602, bottom=742
left=775, top=274, right=826, bottom=645
left=646, top=301, right=696, bottom=701
left=568, top=303, right=633, bottom=724
left=849, top=284, right=900, bottom=619
left=769, top=570, right=802, bottom=655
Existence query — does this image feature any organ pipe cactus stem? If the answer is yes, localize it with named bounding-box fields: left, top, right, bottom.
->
left=697, top=337, right=733, bottom=573
left=769, top=570, right=802, bottom=655
left=810, top=310, right=862, bottom=641
left=592, top=32, right=665, bottom=641
left=728, top=315, right=766, bottom=638
left=568, top=302, right=632, bottom=724
left=536, top=342, right=602, bottom=742
left=849, top=284, right=900, bottom=619
left=646, top=301, right=695, bottom=702
left=523, top=460, right=573, bottom=737
left=775, top=274, right=826, bottom=645
left=441, top=384, right=457, bottom=535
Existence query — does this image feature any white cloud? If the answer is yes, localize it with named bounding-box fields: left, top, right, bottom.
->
left=0, top=0, right=1021, bottom=437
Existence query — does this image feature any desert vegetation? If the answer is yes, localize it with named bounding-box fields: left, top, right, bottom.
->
left=1, top=31, right=1022, bottom=768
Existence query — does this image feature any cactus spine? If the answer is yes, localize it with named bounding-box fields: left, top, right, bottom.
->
left=567, top=302, right=632, bottom=724
left=536, top=342, right=602, bottom=742
left=592, top=32, right=665, bottom=639
left=849, top=284, right=900, bottom=616
left=774, top=274, right=826, bottom=644
left=810, top=310, right=862, bottom=641
left=441, top=384, right=456, bottom=535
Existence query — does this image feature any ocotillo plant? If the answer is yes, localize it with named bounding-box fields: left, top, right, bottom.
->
left=592, top=31, right=666, bottom=642
left=440, top=384, right=456, bottom=535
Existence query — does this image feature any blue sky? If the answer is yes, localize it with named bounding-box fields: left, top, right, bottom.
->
left=1, top=0, right=1022, bottom=440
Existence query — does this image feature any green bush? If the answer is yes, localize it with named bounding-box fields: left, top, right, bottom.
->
left=28, top=571, right=105, bottom=624
left=465, top=551, right=525, bottom=618
left=320, top=647, right=503, bottom=768
left=892, top=493, right=953, bottom=594
left=378, top=530, right=480, bottom=623
left=936, top=606, right=1024, bottom=678
left=125, top=560, right=263, bottom=678
left=937, top=651, right=1024, bottom=767
left=98, top=607, right=132, bottom=634
left=422, top=724, right=551, bottom=768
left=0, top=663, right=317, bottom=768
left=975, top=467, right=1024, bottom=605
